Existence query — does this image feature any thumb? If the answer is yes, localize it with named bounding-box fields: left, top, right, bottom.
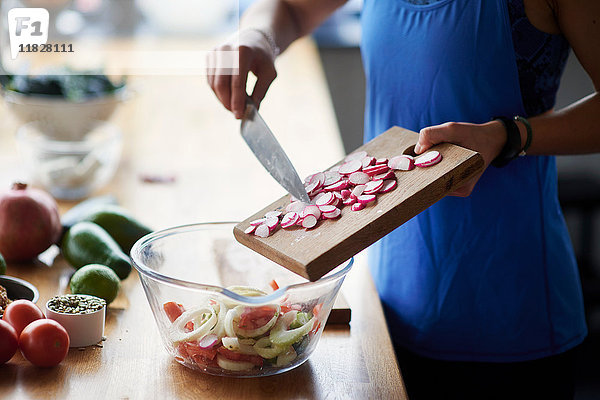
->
left=415, top=123, right=455, bottom=154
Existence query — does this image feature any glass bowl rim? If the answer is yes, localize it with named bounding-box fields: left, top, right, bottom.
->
left=130, top=222, right=354, bottom=305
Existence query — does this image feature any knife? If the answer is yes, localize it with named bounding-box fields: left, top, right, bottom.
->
left=241, top=99, right=311, bottom=204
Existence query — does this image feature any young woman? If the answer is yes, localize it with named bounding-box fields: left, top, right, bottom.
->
left=208, top=1, right=600, bottom=398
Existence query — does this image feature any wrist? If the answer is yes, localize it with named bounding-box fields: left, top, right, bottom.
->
left=241, top=27, right=280, bottom=60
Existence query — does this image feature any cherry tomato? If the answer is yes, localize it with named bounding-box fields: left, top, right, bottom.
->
left=19, top=319, right=69, bottom=367
left=0, top=320, right=19, bottom=364
left=2, top=299, right=44, bottom=335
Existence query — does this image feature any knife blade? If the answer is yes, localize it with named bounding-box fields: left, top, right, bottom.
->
left=241, top=100, right=311, bottom=204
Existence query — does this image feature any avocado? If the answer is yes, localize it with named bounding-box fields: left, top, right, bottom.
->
left=62, top=221, right=132, bottom=280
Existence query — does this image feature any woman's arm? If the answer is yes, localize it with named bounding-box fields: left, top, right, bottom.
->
left=208, top=0, right=346, bottom=118
left=416, top=0, right=600, bottom=196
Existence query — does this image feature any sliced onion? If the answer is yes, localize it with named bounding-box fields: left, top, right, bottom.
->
left=222, top=336, right=258, bottom=355
left=169, top=306, right=217, bottom=343
left=235, top=304, right=280, bottom=338
left=216, top=355, right=255, bottom=371
left=253, top=337, right=286, bottom=359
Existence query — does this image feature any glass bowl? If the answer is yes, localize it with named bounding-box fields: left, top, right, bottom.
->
left=130, top=222, right=353, bottom=377
left=16, top=121, right=122, bottom=200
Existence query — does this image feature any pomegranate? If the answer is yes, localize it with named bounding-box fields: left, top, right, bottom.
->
left=0, top=182, right=61, bottom=262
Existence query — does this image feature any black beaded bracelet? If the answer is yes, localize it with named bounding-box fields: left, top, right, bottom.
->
left=491, top=116, right=522, bottom=168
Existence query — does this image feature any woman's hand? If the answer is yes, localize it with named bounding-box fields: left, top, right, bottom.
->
left=207, top=29, right=278, bottom=119
left=415, top=121, right=508, bottom=197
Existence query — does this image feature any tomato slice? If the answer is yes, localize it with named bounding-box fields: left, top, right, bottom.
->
left=269, top=279, right=279, bottom=291
left=217, top=347, right=263, bottom=367
left=163, top=302, right=185, bottom=323
left=184, top=341, right=218, bottom=360
left=238, top=306, right=276, bottom=330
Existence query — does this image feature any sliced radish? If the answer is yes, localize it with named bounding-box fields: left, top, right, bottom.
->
left=375, top=158, right=388, bottom=165
left=265, top=211, right=282, bottom=219
left=388, top=155, right=415, bottom=171
left=338, top=160, right=362, bottom=175
left=349, top=171, right=370, bottom=185
left=362, top=164, right=389, bottom=176
left=265, top=217, right=279, bottom=230
left=361, top=156, right=375, bottom=169
left=332, top=191, right=343, bottom=201
left=198, top=334, right=220, bottom=349
left=286, top=201, right=306, bottom=213
left=318, top=204, right=338, bottom=214
left=301, top=214, right=318, bottom=229
left=301, top=205, right=321, bottom=220
left=351, top=203, right=365, bottom=211
left=379, top=179, right=397, bottom=193
left=323, top=207, right=341, bottom=219
left=324, top=179, right=349, bottom=191
left=255, top=224, right=270, bottom=238
left=363, top=180, right=384, bottom=195
left=351, top=185, right=366, bottom=198
left=329, top=165, right=341, bottom=173
left=343, top=197, right=356, bottom=206
left=344, top=150, right=367, bottom=162
left=415, top=151, right=442, bottom=167
left=323, top=171, right=342, bottom=186
left=315, top=192, right=335, bottom=207
left=281, top=212, right=300, bottom=228
left=373, top=170, right=396, bottom=181
left=250, top=218, right=266, bottom=226
left=307, top=186, right=323, bottom=197
left=244, top=225, right=256, bottom=234
left=305, top=180, right=320, bottom=194
left=340, top=189, right=351, bottom=200
left=357, top=194, right=376, bottom=204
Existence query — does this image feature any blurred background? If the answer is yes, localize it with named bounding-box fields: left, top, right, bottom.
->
left=0, top=0, right=598, bottom=396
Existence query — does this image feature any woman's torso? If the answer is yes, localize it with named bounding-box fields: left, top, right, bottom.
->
left=360, top=0, right=586, bottom=362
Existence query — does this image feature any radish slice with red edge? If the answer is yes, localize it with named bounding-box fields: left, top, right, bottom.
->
left=375, top=158, right=388, bottom=165
left=351, top=185, right=366, bottom=198
left=361, top=156, right=375, bottom=169
left=351, top=203, right=365, bottom=211
left=286, top=201, right=306, bottom=213
left=198, top=334, right=219, bottom=349
left=363, top=180, right=384, bottom=195
left=301, top=205, right=321, bottom=220
left=357, top=194, right=376, bottom=204
left=250, top=218, right=266, bottom=226
left=244, top=225, right=256, bottom=234
left=315, top=192, right=335, bottom=207
left=338, top=160, right=362, bottom=175
left=388, top=155, right=415, bottom=171
left=318, top=204, right=337, bottom=213
left=415, top=151, right=443, bottom=167
left=340, top=189, right=351, bottom=200
left=324, top=180, right=349, bottom=191
left=281, top=212, right=300, bottom=228
left=349, top=171, right=370, bottom=185
left=301, top=214, right=318, bottom=229
left=373, top=170, right=396, bottom=181
left=265, top=217, right=279, bottom=230
left=323, top=171, right=342, bottom=186
left=255, top=224, right=270, bottom=238
left=323, top=208, right=341, bottom=219
left=264, top=210, right=282, bottom=219
left=379, top=179, right=397, bottom=193
left=362, top=165, right=389, bottom=176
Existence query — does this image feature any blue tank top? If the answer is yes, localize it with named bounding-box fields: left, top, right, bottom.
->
left=361, top=0, right=587, bottom=362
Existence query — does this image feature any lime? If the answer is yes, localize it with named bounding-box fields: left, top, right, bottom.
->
left=0, top=253, right=6, bottom=275
left=69, top=264, right=121, bottom=304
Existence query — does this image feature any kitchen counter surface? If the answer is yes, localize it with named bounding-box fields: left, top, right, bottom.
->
left=0, top=38, right=407, bottom=400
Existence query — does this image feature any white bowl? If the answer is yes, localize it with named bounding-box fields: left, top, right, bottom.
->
left=3, top=87, right=129, bottom=141
left=46, top=294, right=106, bottom=348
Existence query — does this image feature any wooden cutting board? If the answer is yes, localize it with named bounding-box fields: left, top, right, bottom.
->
left=233, top=126, right=484, bottom=281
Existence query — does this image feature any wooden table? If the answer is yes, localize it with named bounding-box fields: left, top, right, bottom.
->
left=0, top=38, right=407, bottom=400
